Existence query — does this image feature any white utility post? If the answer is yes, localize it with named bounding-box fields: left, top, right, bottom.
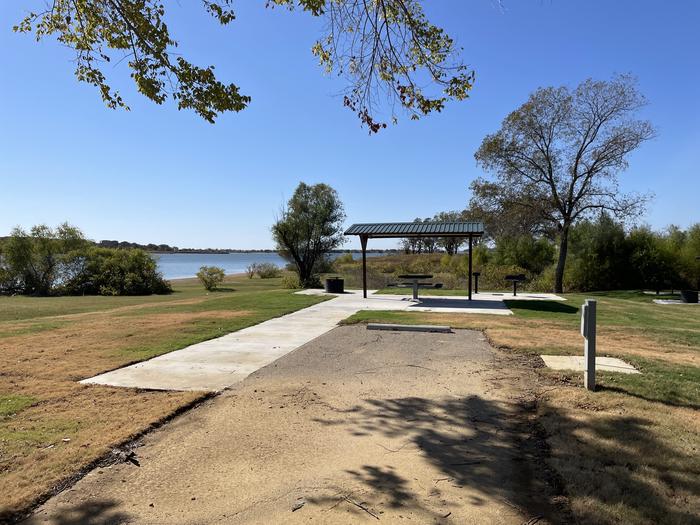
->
left=581, top=299, right=597, bottom=391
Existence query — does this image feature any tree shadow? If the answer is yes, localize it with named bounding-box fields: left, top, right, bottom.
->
left=598, top=384, right=700, bottom=410
left=19, top=499, right=131, bottom=525
left=211, top=287, right=236, bottom=293
left=313, top=393, right=699, bottom=523
left=505, top=300, right=579, bottom=314
left=312, top=395, right=558, bottom=522
left=540, top=404, right=700, bottom=524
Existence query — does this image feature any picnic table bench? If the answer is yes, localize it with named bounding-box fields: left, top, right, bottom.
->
left=388, top=274, right=443, bottom=301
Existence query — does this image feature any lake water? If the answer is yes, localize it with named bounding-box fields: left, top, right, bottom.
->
left=153, top=252, right=382, bottom=280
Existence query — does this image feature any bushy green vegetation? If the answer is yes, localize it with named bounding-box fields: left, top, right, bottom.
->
left=0, top=224, right=171, bottom=297
left=272, top=182, right=345, bottom=287
left=197, top=266, right=226, bottom=291
left=563, top=217, right=700, bottom=292
left=338, top=216, right=700, bottom=293
left=249, top=262, right=282, bottom=279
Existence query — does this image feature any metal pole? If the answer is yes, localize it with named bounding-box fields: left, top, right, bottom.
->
left=360, top=235, right=368, bottom=299
left=468, top=235, right=473, bottom=301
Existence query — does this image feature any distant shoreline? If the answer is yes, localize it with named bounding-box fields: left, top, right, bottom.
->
left=149, top=249, right=397, bottom=255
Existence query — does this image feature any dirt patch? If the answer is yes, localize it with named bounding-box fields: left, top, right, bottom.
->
left=25, top=326, right=564, bottom=524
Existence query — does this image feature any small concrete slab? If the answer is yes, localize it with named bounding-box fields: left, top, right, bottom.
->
left=653, top=299, right=700, bottom=305
left=367, top=323, right=452, bottom=333
left=540, top=355, right=640, bottom=374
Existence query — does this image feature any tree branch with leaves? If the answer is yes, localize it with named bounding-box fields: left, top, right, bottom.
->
left=14, top=0, right=473, bottom=131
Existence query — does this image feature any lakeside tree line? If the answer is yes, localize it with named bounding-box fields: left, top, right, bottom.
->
left=0, top=224, right=171, bottom=296
left=474, top=215, right=700, bottom=292
left=368, top=214, right=700, bottom=293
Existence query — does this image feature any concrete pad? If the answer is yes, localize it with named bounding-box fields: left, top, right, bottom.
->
left=540, top=355, right=640, bottom=374
left=81, top=289, right=559, bottom=392
left=367, top=323, right=452, bottom=333
left=653, top=299, right=700, bottom=305
left=408, top=297, right=512, bottom=315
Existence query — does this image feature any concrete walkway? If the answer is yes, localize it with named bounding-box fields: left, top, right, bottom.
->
left=81, top=290, right=564, bottom=392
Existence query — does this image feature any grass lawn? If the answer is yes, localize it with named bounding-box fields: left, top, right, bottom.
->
left=0, top=275, right=328, bottom=520
left=344, top=290, right=700, bottom=524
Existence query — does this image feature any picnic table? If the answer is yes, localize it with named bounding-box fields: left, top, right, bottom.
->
left=505, top=274, right=526, bottom=296
left=397, top=273, right=435, bottom=301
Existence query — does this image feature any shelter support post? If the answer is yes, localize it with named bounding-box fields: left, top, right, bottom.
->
left=468, top=235, right=473, bottom=301
left=360, top=235, right=368, bottom=299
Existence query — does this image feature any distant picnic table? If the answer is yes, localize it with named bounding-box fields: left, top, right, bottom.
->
left=396, top=273, right=440, bottom=301
left=504, top=274, right=526, bottom=296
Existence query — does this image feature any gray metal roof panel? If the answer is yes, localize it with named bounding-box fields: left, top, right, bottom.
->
left=344, top=222, right=485, bottom=237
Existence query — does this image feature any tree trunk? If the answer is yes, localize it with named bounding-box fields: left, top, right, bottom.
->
left=554, top=223, right=570, bottom=294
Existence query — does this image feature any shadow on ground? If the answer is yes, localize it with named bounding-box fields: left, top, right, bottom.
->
left=598, top=384, right=700, bottom=410
left=539, top=400, right=699, bottom=524
left=313, top=393, right=699, bottom=524
left=312, top=395, right=558, bottom=522
left=409, top=298, right=510, bottom=311
left=505, top=300, right=579, bottom=315
left=19, top=500, right=130, bottom=525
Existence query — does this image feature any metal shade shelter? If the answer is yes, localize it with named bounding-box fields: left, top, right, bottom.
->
left=344, top=221, right=485, bottom=300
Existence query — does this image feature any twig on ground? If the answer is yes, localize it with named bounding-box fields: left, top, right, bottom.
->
left=343, top=496, right=380, bottom=520
left=375, top=441, right=410, bottom=453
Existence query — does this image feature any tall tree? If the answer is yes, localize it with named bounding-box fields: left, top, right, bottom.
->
left=272, top=182, right=346, bottom=287
left=14, top=1, right=473, bottom=132
left=2, top=223, right=88, bottom=296
left=471, top=75, right=655, bottom=292
left=433, top=210, right=467, bottom=254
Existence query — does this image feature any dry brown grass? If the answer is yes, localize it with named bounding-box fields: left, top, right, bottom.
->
left=408, top=313, right=699, bottom=367
left=0, top=310, right=251, bottom=383
left=0, top=306, right=241, bottom=515
left=0, top=276, right=326, bottom=520
left=539, top=387, right=700, bottom=524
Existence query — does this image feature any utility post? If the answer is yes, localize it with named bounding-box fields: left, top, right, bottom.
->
left=581, top=299, right=597, bottom=391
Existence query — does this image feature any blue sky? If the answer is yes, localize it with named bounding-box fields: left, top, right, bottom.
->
left=1, top=1, right=698, bottom=249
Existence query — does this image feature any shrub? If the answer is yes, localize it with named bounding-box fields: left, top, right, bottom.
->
left=432, top=272, right=463, bottom=290
left=254, top=262, right=282, bottom=279
left=333, top=266, right=394, bottom=289
left=245, top=263, right=258, bottom=279
left=65, top=247, right=172, bottom=296
left=474, top=263, right=530, bottom=291
left=281, top=273, right=301, bottom=289
left=196, top=266, right=226, bottom=291
left=492, top=236, right=555, bottom=274
left=333, top=252, right=354, bottom=267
